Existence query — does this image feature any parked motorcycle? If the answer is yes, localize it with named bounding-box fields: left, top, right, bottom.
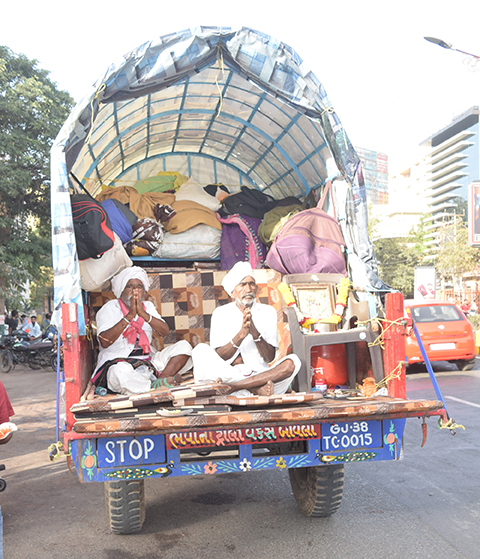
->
left=0, top=330, right=58, bottom=373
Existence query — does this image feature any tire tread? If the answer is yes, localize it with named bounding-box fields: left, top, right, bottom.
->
left=104, top=479, right=145, bottom=534
left=289, top=464, right=345, bottom=517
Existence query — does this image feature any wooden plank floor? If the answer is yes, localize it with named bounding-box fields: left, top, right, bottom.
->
left=72, top=395, right=444, bottom=434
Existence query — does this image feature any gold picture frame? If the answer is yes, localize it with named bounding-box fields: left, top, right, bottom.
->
left=291, top=283, right=336, bottom=320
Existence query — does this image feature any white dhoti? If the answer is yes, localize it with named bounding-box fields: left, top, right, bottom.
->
left=192, top=343, right=301, bottom=396
left=108, top=340, right=193, bottom=395
left=151, top=340, right=193, bottom=376
left=107, top=362, right=155, bottom=395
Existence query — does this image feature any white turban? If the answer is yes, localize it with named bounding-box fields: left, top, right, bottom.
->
left=221, top=261, right=255, bottom=295
left=111, top=266, right=150, bottom=298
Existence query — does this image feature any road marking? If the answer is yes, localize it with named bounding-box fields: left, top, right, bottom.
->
left=445, top=395, right=480, bottom=408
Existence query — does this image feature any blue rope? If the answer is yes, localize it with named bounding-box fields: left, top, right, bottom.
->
left=412, top=321, right=451, bottom=419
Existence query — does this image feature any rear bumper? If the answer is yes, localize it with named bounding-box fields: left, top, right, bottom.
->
left=63, top=396, right=445, bottom=483
left=406, top=337, right=475, bottom=363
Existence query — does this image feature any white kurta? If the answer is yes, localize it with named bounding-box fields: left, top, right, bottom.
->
left=94, top=299, right=192, bottom=394
left=210, top=301, right=278, bottom=370
left=193, top=301, right=300, bottom=394
left=94, top=299, right=162, bottom=373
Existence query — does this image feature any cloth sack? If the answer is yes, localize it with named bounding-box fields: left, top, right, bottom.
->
left=258, top=203, right=304, bottom=247
left=153, top=224, right=221, bottom=260
left=124, top=218, right=165, bottom=256
left=217, top=214, right=266, bottom=270
left=96, top=186, right=175, bottom=220
left=79, top=233, right=132, bottom=291
left=132, top=171, right=189, bottom=194
left=174, top=178, right=222, bottom=211
left=218, top=187, right=277, bottom=220
left=163, top=200, right=222, bottom=234
left=266, top=181, right=347, bottom=275
left=100, top=199, right=137, bottom=243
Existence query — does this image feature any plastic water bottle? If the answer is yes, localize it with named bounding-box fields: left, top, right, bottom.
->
left=311, top=367, right=327, bottom=392
left=95, top=386, right=107, bottom=396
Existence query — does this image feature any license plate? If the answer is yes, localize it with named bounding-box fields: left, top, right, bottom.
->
left=97, top=435, right=166, bottom=468
left=430, top=343, right=455, bottom=350
left=321, top=421, right=382, bottom=451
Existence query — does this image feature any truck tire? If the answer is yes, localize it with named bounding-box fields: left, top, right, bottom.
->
left=105, top=479, right=145, bottom=534
left=288, top=464, right=345, bottom=517
left=0, top=350, right=13, bottom=374
left=455, top=358, right=475, bottom=371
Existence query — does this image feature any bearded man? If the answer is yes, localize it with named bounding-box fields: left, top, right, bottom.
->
left=91, top=267, right=192, bottom=395
left=192, top=261, right=300, bottom=396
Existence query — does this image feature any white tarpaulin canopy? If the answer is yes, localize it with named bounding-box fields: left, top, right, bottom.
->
left=51, top=26, right=387, bottom=332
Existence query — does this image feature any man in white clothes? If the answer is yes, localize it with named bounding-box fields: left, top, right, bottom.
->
left=91, top=267, right=192, bottom=395
left=192, top=261, right=300, bottom=396
left=27, top=315, right=42, bottom=341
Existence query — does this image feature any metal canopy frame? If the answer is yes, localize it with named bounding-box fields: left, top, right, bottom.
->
left=50, top=26, right=383, bottom=334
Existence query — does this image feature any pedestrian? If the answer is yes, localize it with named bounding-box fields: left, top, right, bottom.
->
left=5, top=310, right=19, bottom=334
left=0, top=380, right=16, bottom=445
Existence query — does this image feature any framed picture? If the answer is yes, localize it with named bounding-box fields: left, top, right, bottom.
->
left=291, top=283, right=335, bottom=320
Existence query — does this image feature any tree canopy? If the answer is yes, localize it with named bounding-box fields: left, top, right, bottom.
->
left=373, top=218, right=427, bottom=298
left=435, top=219, right=480, bottom=291
left=0, top=46, right=74, bottom=307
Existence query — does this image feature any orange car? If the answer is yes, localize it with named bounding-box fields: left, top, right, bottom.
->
left=404, top=299, right=476, bottom=371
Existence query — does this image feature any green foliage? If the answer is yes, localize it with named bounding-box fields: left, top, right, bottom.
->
left=467, top=313, right=480, bottom=332
left=0, top=46, right=74, bottom=304
left=373, top=218, right=427, bottom=298
left=435, top=219, right=480, bottom=289
left=373, top=236, right=423, bottom=298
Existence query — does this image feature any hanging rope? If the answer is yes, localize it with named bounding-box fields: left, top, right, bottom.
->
left=356, top=316, right=406, bottom=350
left=48, top=441, right=69, bottom=462
left=438, top=416, right=465, bottom=433
left=375, top=361, right=404, bottom=391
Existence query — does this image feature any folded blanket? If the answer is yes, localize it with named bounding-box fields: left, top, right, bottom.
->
left=96, top=186, right=175, bottom=220
left=163, top=200, right=222, bottom=234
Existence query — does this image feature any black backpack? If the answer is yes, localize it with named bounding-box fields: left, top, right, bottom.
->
left=218, top=186, right=278, bottom=219
left=71, top=194, right=115, bottom=260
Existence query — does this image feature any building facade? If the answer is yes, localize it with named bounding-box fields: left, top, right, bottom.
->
left=355, top=146, right=389, bottom=205
left=420, top=106, right=480, bottom=258
left=372, top=156, right=429, bottom=239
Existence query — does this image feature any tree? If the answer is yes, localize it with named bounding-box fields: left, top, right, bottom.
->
left=372, top=218, right=427, bottom=298
left=0, top=46, right=74, bottom=308
left=373, top=237, right=423, bottom=297
left=435, top=219, right=480, bottom=293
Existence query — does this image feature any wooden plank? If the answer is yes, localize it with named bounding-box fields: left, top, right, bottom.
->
left=172, top=391, right=324, bottom=408
left=70, top=383, right=231, bottom=414
left=72, top=397, right=444, bottom=433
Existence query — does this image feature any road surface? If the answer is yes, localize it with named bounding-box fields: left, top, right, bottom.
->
left=1, top=360, right=479, bottom=559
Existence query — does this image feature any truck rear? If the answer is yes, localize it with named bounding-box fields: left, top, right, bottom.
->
left=50, top=26, right=447, bottom=534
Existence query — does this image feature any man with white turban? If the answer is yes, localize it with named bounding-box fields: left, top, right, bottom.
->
left=192, top=261, right=300, bottom=396
left=91, top=266, right=192, bottom=395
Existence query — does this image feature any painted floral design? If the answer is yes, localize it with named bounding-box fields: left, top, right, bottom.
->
left=276, top=457, right=287, bottom=469
left=239, top=458, right=252, bottom=472
left=384, top=421, right=398, bottom=455
left=204, top=461, right=217, bottom=474
left=81, top=440, right=96, bottom=480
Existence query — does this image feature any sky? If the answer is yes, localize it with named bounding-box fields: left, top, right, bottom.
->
left=2, top=0, right=480, bottom=173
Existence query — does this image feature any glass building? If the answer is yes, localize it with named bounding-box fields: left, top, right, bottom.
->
left=420, top=106, right=480, bottom=257
left=355, top=146, right=389, bottom=205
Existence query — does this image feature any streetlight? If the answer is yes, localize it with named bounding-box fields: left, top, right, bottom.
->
left=424, top=36, right=480, bottom=62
